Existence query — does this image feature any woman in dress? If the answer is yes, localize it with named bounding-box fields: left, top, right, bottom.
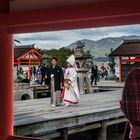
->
left=61, top=55, right=80, bottom=106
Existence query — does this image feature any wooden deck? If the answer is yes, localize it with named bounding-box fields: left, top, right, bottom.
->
left=91, top=81, right=124, bottom=93
left=14, top=90, right=126, bottom=139
left=92, top=80, right=124, bottom=88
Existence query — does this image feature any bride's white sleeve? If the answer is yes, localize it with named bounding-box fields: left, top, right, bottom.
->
left=69, top=69, right=77, bottom=83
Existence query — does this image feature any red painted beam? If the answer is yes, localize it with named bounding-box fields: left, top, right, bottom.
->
left=121, top=59, right=140, bottom=62
left=32, top=49, right=42, bottom=57
left=17, top=49, right=41, bottom=60
left=119, top=57, right=122, bottom=82
left=7, top=13, right=140, bottom=33
left=0, top=0, right=9, bottom=13
left=15, top=62, right=40, bottom=64
left=16, top=58, right=41, bottom=60
left=0, top=0, right=140, bottom=33
left=8, top=135, right=44, bottom=140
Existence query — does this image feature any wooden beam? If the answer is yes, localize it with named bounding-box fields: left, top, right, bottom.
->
left=40, top=118, right=126, bottom=139
left=7, top=15, right=140, bottom=33
left=16, top=58, right=41, bottom=60
left=0, top=1, right=140, bottom=33
left=17, top=49, right=41, bottom=60
left=98, top=121, right=107, bottom=140
left=16, top=58, right=41, bottom=61
left=15, top=62, right=39, bottom=64
left=0, top=0, right=9, bottom=13
left=14, top=109, right=123, bottom=136
left=8, top=135, right=44, bottom=140
left=18, top=60, right=20, bottom=68
left=37, top=60, right=41, bottom=66
left=121, top=58, right=140, bottom=62
left=31, top=49, right=42, bottom=57
left=119, top=57, right=122, bottom=82
left=107, top=118, right=127, bottom=126
left=60, top=128, right=68, bottom=140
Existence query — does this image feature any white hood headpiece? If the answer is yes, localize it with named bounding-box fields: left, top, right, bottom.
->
left=66, top=55, right=78, bottom=70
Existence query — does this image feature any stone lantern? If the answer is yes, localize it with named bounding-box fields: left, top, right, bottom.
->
left=74, top=41, right=93, bottom=94
left=106, top=48, right=116, bottom=80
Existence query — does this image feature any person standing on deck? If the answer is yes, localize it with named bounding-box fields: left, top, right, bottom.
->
left=61, top=55, right=80, bottom=106
left=32, top=66, right=36, bottom=82
left=47, top=57, right=64, bottom=107
left=40, top=63, right=47, bottom=85
left=91, top=65, right=98, bottom=85
left=45, top=64, right=50, bottom=88
left=35, top=66, right=41, bottom=84
left=120, top=68, right=140, bottom=140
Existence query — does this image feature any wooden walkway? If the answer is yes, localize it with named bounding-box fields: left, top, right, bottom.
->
left=14, top=90, right=126, bottom=140
left=91, top=81, right=124, bottom=93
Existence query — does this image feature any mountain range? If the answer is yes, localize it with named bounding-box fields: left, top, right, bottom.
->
left=64, top=35, right=140, bottom=62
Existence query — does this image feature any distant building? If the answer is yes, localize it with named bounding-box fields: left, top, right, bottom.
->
left=14, top=44, right=42, bottom=78
left=109, top=40, right=140, bottom=82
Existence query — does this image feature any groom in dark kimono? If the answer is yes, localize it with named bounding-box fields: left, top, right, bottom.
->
left=47, top=57, right=64, bottom=107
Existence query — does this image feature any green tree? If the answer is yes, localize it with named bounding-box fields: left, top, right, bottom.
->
left=36, top=47, right=74, bottom=67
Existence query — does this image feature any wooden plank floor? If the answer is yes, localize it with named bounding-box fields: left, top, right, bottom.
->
left=14, top=90, right=124, bottom=137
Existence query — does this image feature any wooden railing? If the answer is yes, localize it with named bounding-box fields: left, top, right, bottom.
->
left=8, top=136, right=44, bottom=140
left=33, top=86, right=50, bottom=99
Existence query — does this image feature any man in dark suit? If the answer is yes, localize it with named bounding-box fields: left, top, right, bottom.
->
left=47, top=57, right=64, bottom=107
left=40, top=63, right=47, bottom=85
left=91, top=65, right=98, bottom=85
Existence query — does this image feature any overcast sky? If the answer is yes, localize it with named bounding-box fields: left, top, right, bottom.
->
left=14, top=24, right=140, bottom=50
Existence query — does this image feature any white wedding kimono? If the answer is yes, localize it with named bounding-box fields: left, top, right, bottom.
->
left=61, top=67, right=80, bottom=104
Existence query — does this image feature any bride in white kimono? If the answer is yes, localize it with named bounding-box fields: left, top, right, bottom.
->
left=61, top=55, right=80, bottom=106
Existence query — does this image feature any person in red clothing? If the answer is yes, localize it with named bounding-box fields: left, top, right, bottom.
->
left=120, top=68, right=140, bottom=140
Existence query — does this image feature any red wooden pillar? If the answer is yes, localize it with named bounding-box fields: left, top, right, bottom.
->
left=18, top=60, right=20, bottom=68
left=128, top=56, right=131, bottom=71
left=28, top=53, right=31, bottom=79
left=0, top=29, right=13, bottom=139
left=38, top=58, right=41, bottom=67
left=119, top=57, right=122, bottom=82
left=17, top=60, right=20, bottom=74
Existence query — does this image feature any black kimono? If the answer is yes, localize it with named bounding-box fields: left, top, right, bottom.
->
left=47, top=65, right=64, bottom=91
left=47, top=65, right=64, bottom=106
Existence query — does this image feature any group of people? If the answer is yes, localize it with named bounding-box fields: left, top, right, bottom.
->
left=99, top=65, right=108, bottom=79
left=37, top=55, right=80, bottom=107
left=90, top=65, right=108, bottom=85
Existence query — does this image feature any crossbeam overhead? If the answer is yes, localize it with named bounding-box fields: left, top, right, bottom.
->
left=0, top=1, right=140, bottom=33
